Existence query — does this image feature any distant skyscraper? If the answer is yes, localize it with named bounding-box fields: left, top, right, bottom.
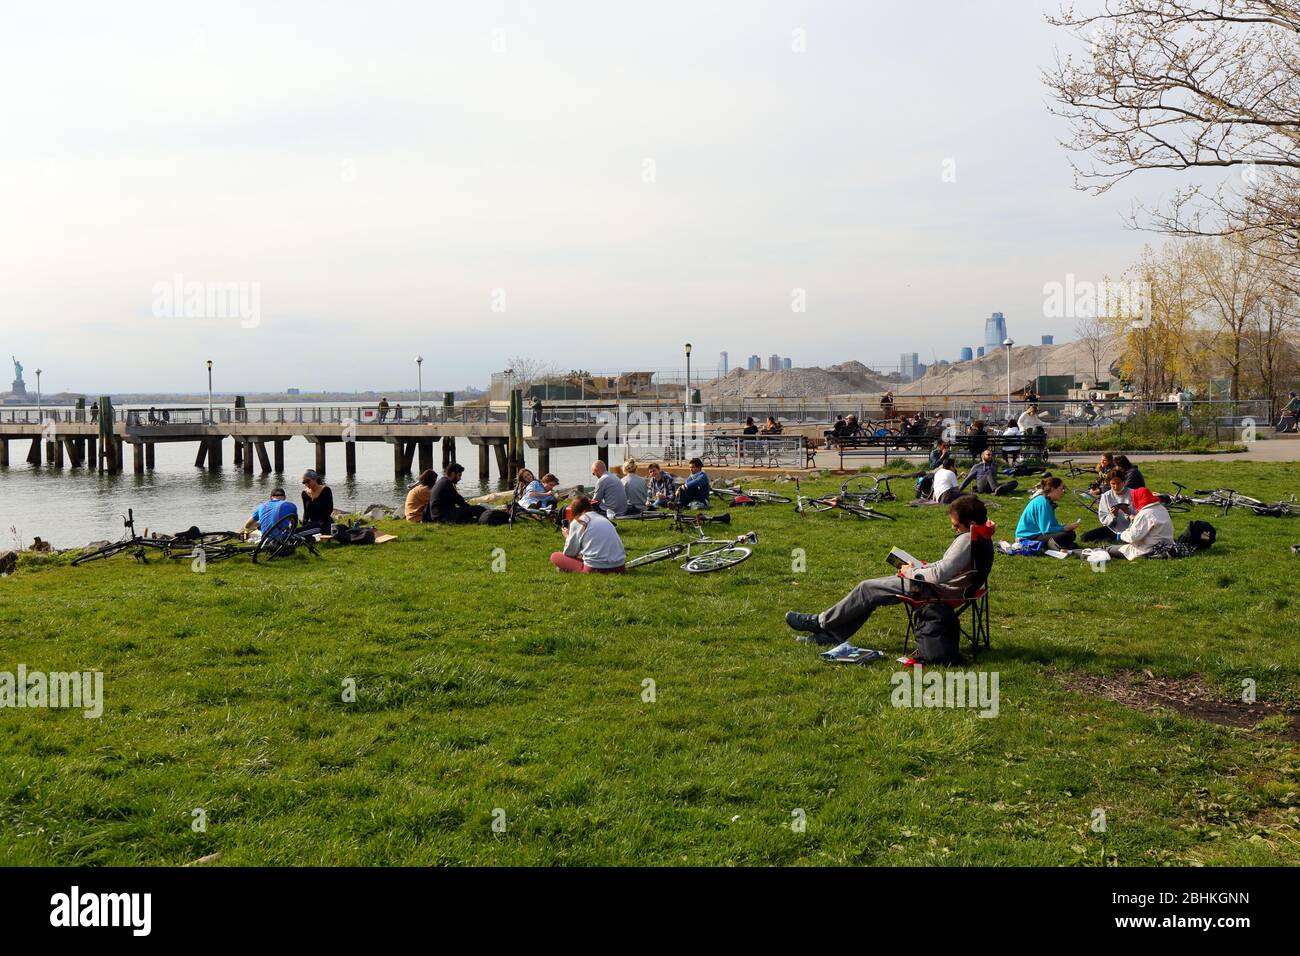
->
left=782, top=357, right=792, bottom=370
left=984, top=312, right=1008, bottom=350
left=1041, top=335, right=1054, bottom=345
left=747, top=354, right=761, bottom=370
left=719, top=351, right=729, bottom=376
left=976, top=346, right=985, bottom=358
left=899, top=352, right=920, bottom=381
left=960, top=347, right=973, bottom=362
left=767, top=354, right=781, bottom=372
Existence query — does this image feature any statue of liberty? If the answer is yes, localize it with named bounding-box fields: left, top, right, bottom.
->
left=11, top=356, right=21, bottom=383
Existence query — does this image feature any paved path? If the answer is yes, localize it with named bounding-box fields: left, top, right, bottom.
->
left=809, top=436, right=1300, bottom=470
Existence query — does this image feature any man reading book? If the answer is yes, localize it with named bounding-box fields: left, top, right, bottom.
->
left=785, top=494, right=994, bottom=646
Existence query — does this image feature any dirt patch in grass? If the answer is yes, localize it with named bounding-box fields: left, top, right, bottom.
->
left=1055, top=669, right=1300, bottom=741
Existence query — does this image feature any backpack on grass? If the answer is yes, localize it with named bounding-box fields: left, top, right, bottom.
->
left=1177, top=519, right=1216, bottom=551
left=911, top=603, right=964, bottom=665
left=332, top=523, right=377, bottom=545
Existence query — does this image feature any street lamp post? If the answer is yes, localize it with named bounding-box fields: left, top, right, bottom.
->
left=35, top=369, right=43, bottom=423
left=1003, top=338, right=1014, bottom=419
left=206, top=360, right=214, bottom=423
left=416, top=356, right=424, bottom=421
left=684, top=343, right=692, bottom=410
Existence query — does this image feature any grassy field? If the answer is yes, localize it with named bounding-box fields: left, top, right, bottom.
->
left=2, top=460, right=1299, bottom=866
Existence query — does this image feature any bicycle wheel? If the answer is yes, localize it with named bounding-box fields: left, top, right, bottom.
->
left=709, top=488, right=740, bottom=503
left=72, top=540, right=133, bottom=565
left=840, top=476, right=880, bottom=499
left=683, top=546, right=752, bottom=573
left=627, top=544, right=687, bottom=569
left=254, top=513, right=301, bottom=562
left=1163, top=503, right=1191, bottom=514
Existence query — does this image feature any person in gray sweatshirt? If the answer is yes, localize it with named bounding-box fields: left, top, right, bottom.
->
left=621, top=459, right=648, bottom=514
left=1080, top=468, right=1132, bottom=544
left=784, top=495, right=995, bottom=646
left=959, top=449, right=1019, bottom=496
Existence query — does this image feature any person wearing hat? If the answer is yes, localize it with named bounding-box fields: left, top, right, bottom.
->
left=1107, top=487, right=1174, bottom=560
left=301, top=469, right=334, bottom=533
left=244, top=488, right=298, bottom=538
left=427, top=463, right=486, bottom=523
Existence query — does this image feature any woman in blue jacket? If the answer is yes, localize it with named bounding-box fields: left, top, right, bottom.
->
left=1015, top=476, right=1080, bottom=550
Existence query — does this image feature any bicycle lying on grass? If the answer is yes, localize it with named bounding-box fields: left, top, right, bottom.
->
left=709, top=485, right=792, bottom=505
left=614, top=509, right=732, bottom=528
left=72, top=510, right=242, bottom=565
left=793, top=479, right=895, bottom=520
left=1188, top=486, right=1299, bottom=517
left=838, top=472, right=920, bottom=503
left=625, top=515, right=757, bottom=573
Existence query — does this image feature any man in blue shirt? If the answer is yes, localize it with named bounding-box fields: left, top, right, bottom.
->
left=675, top=458, right=711, bottom=509
left=245, top=488, right=299, bottom=539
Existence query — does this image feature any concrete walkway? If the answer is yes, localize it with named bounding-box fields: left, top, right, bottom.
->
left=808, top=436, right=1300, bottom=470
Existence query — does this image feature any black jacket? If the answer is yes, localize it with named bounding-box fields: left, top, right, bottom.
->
left=302, top=486, right=334, bottom=529
left=428, top=476, right=472, bottom=522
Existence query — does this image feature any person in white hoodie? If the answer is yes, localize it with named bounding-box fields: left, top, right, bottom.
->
left=551, top=496, right=627, bottom=573
left=1106, top=487, right=1174, bottom=560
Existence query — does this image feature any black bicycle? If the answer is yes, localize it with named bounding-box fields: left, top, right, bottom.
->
left=73, top=511, right=241, bottom=565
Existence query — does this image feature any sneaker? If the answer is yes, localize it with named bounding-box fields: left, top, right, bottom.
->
left=785, top=611, right=821, bottom=633
left=795, top=631, right=840, bottom=646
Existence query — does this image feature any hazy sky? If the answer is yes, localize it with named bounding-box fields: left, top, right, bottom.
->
left=0, top=0, right=1163, bottom=394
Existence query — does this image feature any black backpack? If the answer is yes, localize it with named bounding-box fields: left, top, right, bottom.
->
left=332, top=523, right=377, bottom=545
left=1178, top=519, right=1216, bottom=551
left=912, top=604, right=964, bottom=665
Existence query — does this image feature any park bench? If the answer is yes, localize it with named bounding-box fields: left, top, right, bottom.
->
left=951, top=433, right=1048, bottom=462
left=827, top=433, right=936, bottom=467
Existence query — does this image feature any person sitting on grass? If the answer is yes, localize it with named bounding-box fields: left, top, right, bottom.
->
left=646, top=463, right=677, bottom=509
left=244, top=488, right=298, bottom=538
left=674, top=457, right=711, bottom=509
left=550, top=495, right=626, bottom=574
left=959, top=448, right=1019, bottom=496
left=932, top=456, right=961, bottom=504
left=428, top=463, right=487, bottom=524
left=300, top=469, right=334, bottom=534
left=927, top=438, right=951, bottom=471
left=1080, top=468, right=1132, bottom=544
left=1014, top=476, right=1080, bottom=550
left=1104, top=487, right=1175, bottom=560
left=518, top=468, right=560, bottom=510
left=621, top=459, right=647, bottom=513
left=590, top=459, right=629, bottom=517
left=784, top=494, right=994, bottom=646
left=1095, top=452, right=1115, bottom=478
left=405, top=469, right=438, bottom=522
left=1115, top=455, right=1146, bottom=490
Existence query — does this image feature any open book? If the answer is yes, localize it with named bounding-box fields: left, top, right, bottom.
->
left=886, top=546, right=925, bottom=569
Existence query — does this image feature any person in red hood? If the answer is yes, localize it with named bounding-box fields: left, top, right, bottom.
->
left=785, top=494, right=995, bottom=646
left=1107, top=486, right=1175, bottom=560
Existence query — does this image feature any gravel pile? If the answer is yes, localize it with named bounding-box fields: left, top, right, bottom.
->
left=701, top=362, right=900, bottom=400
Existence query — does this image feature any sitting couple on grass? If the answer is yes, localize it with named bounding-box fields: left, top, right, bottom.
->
left=1012, top=475, right=1173, bottom=559
left=640, top=458, right=710, bottom=511
left=786, top=494, right=994, bottom=646
left=404, top=463, right=506, bottom=524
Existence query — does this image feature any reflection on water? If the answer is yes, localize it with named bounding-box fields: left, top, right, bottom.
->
left=0, top=440, right=598, bottom=548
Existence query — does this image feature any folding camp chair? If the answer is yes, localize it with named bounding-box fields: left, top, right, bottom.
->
left=898, top=537, right=994, bottom=661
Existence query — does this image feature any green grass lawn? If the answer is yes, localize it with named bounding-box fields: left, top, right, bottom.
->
left=2, top=459, right=1299, bottom=866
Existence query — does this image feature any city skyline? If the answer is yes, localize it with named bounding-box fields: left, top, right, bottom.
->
left=2, top=1, right=1152, bottom=393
